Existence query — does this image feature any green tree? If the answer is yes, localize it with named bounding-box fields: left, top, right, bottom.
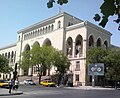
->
left=20, top=43, right=70, bottom=85
left=87, top=47, right=108, bottom=64
left=47, top=0, right=120, bottom=30
left=104, top=50, right=120, bottom=88
left=87, top=48, right=120, bottom=87
left=52, top=50, right=70, bottom=86
left=87, top=47, right=109, bottom=86
left=30, top=44, right=56, bottom=83
left=20, top=50, right=31, bottom=70
left=0, top=55, right=13, bottom=74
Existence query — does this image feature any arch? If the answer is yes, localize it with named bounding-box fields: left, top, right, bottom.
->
left=5, top=53, right=7, bottom=57
left=43, top=38, right=52, bottom=46
left=68, top=22, right=71, bottom=26
left=8, top=52, right=10, bottom=59
left=75, top=35, right=83, bottom=56
left=31, top=31, right=34, bottom=37
left=46, top=26, right=47, bottom=33
left=38, top=29, right=40, bottom=35
left=43, top=28, right=45, bottom=34
left=51, top=24, right=54, bottom=31
left=23, top=44, right=31, bottom=76
left=48, top=25, right=50, bottom=32
left=96, top=38, right=101, bottom=47
left=33, top=41, right=40, bottom=46
left=24, top=44, right=30, bottom=51
left=66, top=37, right=73, bottom=56
left=18, top=35, right=20, bottom=41
left=33, top=31, right=35, bottom=37
left=57, top=21, right=61, bottom=29
left=35, top=30, right=37, bottom=37
left=11, top=51, right=14, bottom=63
left=11, top=51, right=14, bottom=58
left=104, top=40, right=108, bottom=49
left=88, top=35, right=94, bottom=48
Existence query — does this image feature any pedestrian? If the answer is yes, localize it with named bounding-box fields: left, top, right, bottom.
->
left=14, top=79, right=19, bottom=90
left=8, top=78, right=14, bottom=93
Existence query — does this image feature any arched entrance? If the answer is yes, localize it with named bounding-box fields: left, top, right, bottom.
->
left=66, top=37, right=73, bottom=57
left=75, top=35, right=83, bottom=57
left=23, top=44, right=30, bottom=76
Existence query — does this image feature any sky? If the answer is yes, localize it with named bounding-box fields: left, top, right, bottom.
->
left=0, top=0, right=120, bottom=48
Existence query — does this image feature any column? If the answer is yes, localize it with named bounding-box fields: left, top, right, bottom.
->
left=28, top=67, right=32, bottom=76
left=19, top=68, right=24, bottom=76
left=72, top=42, right=75, bottom=58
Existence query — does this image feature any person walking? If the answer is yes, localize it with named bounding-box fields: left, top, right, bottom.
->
left=8, top=78, right=14, bottom=93
left=14, top=79, right=19, bottom=90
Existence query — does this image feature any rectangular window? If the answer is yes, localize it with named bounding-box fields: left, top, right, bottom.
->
left=75, top=74, right=79, bottom=81
left=75, top=61, right=80, bottom=71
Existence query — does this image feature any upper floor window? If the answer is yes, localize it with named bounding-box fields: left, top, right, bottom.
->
left=75, top=61, right=80, bottom=71
left=68, top=22, right=73, bottom=26
left=57, top=21, right=61, bottom=29
left=18, top=35, right=20, bottom=41
left=51, top=24, right=54, bottom=31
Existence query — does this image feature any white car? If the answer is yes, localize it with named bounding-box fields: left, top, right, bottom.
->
left=24, top=79, right=36, bottom=85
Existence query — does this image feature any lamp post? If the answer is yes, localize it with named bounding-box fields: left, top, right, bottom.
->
left=13, top=63, right=18, bottom=81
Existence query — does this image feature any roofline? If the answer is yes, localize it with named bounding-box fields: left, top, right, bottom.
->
left=66, top=21, right=112, bottom=36
left=17, top=12, right=65, bottom=34
left=17, top=12, right=83, bottom=34
left=0, top=43, right=16, bottom=50
left=85, top=21, right=112, bottom=36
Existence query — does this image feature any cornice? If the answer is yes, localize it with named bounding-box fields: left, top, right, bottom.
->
left=66, top=22, right=85, bottom=31
left=85, top=21, right=112, bottom=36
left=17, top=12, right=66, bottom=34
left=0, top=43, right=16, bottom=50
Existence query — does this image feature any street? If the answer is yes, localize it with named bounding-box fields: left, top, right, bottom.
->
left=1, top=84, right=120, bottom=98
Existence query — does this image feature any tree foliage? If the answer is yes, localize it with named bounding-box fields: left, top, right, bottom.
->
left=47, top=0, right=120, bottom=30
left=87, top=48, right=120, bottom=86
left=87, top=47, right=108, bottom=64
left=47, top=0, right=68, bottom=8
left=93, top=0, right=120, bottom=30
left=52, top=50, right=70, bottom=85
left=104, top=50, right=120, bottom=81
left=20, top=44, right=70, bottom=78
left=0, top=55, right=13, bottom=73
left=53, top=50, right=70, bottom=74
left=20, top=50, right=31, bottom=70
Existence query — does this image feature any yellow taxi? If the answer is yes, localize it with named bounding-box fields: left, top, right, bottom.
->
left=0, top=80, right=9, bottom=88
left=40, top=80, right=56, bottom=87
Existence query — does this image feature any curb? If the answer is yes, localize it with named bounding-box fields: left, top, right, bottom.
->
left=64, top=87, right=116, bottom=90
left=0, top=91, right=23, bottom=96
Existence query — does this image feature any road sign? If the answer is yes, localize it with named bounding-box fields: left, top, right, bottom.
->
left=88, top=63, right=104, bottom=76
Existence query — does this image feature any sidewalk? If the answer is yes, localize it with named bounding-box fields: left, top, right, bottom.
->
left=64, top=86, right=118, bottom=90
left=0, top=88, right=23, bottom=96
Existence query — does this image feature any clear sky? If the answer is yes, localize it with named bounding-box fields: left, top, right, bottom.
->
left=0, top=0, right=120, bottom=48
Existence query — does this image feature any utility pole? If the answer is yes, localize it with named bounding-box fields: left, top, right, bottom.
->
left=13, top=63, right=17, bottom=81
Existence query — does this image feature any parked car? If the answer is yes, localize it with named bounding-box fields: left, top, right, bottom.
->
left=40, top=80, right=56, bottom=87
left=0, top=80, right=9, bottom=88
left=24, top=79, right=36, bottom=85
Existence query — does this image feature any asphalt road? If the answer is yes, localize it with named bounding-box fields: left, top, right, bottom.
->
left=1, top=84, right=120, bottom=98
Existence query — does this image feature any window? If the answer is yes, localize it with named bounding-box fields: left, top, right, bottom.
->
left=51, top=24, right=54, bottom=31
left=68, top=22, right=71, bottom=26
left=75, top=61, right=80, bottom=71
left=68, top=22, right=73, bottom=26
left=57, top=21, right=61, bottom=29
left=18, top=36, right=20, bottom=41
left=75, top=74, right=79, bottom=81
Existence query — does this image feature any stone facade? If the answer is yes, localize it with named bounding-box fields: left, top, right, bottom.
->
left=0, top=12, right=112, bottom=86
